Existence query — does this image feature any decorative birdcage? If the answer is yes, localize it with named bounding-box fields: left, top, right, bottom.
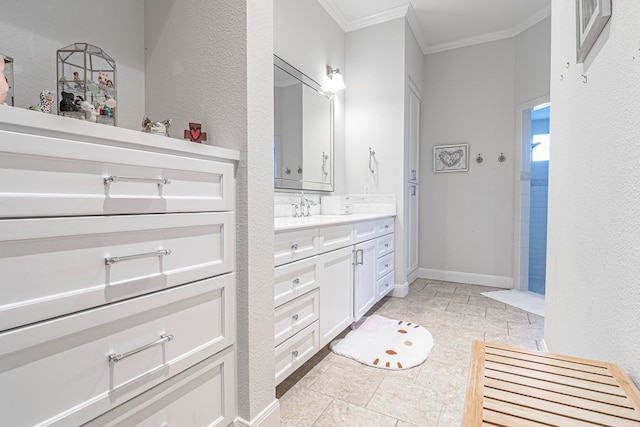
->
left=2, top=54, right=14, bottom=106
left=56, top=43, right=117, bottom=125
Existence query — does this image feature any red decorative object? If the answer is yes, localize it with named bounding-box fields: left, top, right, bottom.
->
left=184, top=122, right=207, bottom=143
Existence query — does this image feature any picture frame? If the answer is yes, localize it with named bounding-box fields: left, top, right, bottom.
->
left=576, top=0, right=611, bottom=63
left=433, top=144, right=468, bottom=173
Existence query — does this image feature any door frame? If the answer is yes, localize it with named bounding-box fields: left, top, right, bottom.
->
left=513, top=95, right=549, bottom=291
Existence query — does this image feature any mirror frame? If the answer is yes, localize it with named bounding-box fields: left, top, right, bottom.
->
left=274, top=55, right=334, bottom=192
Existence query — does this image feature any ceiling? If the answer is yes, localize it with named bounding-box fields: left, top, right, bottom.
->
left=316, top=0, right=551, bottom=54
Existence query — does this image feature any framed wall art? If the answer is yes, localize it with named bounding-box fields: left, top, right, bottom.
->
left=433, top=144, right=468, bottom=173
left=576, top=0, right=611, bottom=63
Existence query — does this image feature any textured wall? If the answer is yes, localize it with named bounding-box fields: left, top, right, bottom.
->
left=546, top=1, right=640, bottom=384
left=145, top=0, right=276, bottom=421
left=0, top=0, right=144, bottom=130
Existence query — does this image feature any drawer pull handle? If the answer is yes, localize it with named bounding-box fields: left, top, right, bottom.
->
left=105, top=249, right=172, bottom=265
left=104, top=176, right=171, bottom=186
left=292, top=350, right=299, bottom=358
left=293, top=278, right=300, bottom=285
left=292, top=314, right=299, bottom=321
left=384, top=225, right=389, bottom=229
left=385, top=243, right=389, bottom=248
left=385, top=283, right=390, bottom=288
left=291, top=243, right=299, bottom=250
left=385, top=264, right=389, bottom=268
left=108, top=334, right=174, bottom=364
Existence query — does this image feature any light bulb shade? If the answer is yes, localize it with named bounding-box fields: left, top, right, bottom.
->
left=322, top=66, right=345, bottom=92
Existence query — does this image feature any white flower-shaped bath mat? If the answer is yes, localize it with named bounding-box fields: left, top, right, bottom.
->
left=330, top=314, right=434, bottom=370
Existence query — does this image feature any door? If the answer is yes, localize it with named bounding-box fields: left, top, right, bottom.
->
left=353, top=239, right=378, bottom=322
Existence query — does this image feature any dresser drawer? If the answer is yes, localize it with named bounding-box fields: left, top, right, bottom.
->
left=275, top=321, right=319, bottom=385
left=274, top=289, right=319, bottom=347
left=0, top=130, right=235, bottom=217
left=274, top=228, right=318, bottom=266
left=274, top=256, right=319, bottom=307
left=377, top=252, right=394, bottom=279
left=0, top=212, right=234, bottom=331
left=377, top=233, right=394, bottom=258
left=353, top=220, right=378, bottom=243
left=83, top=347, right=236, bottom=427
left=377, top=271, right=395, bottom=299
left=318, top=224, right=354, bottom=253
left=377, top=217, right=394, bottom=236
left=0, top=274, right=235, bottom=427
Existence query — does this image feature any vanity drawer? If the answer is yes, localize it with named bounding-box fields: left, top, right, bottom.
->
left=377, top=217, right=394, bottom=236
left=377, top=252, right=394, bottom=279
left=318, top=224, right=354, bottom=253
left=377, top=233, right=394, bottom=258
left=83, top=347, right=236, bottom=427
left=0, top=130, right=235, bottom=217
left=274, top=228, right=318, bottom=266
left=275, top=321, right=320, bottom=385
left=274, top=289, right=319, bottom=347
left=0, top=212, right=234, bottom=331
left=377, top=271, right=395, bottom=299
left=0, top=274, right=235, bottom=427
left=274, top=256, right=319, bottom=307
left=353, top=220, right=378, bottom=243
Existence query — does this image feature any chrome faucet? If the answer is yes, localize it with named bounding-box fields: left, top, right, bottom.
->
left=300, top=192, right=316, bottom=217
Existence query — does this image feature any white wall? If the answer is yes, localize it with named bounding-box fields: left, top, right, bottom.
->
left=145, top=0, right=276, bottom=423
left=546, top=1, right=640, bottom=384
left=274, top=0, right=345, bottom=194
left=420, top=38, right=516, bottom=285
left=419, top=19, right=551, bottom=287
left=0, top=0, right=144, bottom=130
left=516, top=18, right=551, bottom=105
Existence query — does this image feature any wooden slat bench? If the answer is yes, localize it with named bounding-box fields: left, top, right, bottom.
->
left=463, top=340, right=640, bottom=426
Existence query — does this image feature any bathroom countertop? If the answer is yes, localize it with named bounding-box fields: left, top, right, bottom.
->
left=274, top=213, right=394, bottom=232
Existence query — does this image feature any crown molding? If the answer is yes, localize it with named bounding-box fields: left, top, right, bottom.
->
left=425, top=6, right=551, bottom=55
left=344, top=4, right=409, bottom=32
left=316, top=0, right=349, bottom=32
left=424, top=28, right=515, bottom=54
left=405, top=3, right=430, bottom=55
left=317, top=0, right=551, bottom=56
left=513, top=4, right=551, bottom=35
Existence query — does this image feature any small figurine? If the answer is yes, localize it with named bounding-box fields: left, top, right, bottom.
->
left=184, top=122, right=207, bottom=143
left=0, top=56, right=8, bottom=105
left=28, top=90, right=54, bottom=113
left=59, top=91, right=77, bottom=111
left=79, top=100, right=97, bottom=122
left=142, top=116, right=171, bottom=136
left=73, top=71, right=79, bottom=81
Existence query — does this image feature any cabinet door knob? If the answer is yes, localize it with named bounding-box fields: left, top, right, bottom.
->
left=292, top=314, right=299, bottom=321
left=385, top=243, right=389, bottom=248
left=384, top=225, right=389, bottom=229
left=292, top=278, right=300, bottom=285
left=292, top=350, right=299, bottom=358
left=385, top=263, right=389, bottom=268
left=291, top=243, right=299, bottom=250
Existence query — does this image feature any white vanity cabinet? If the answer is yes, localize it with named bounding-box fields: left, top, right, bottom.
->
left=273, top=214, right=395, bottom=384
left=0, top=109, right=239, bottom=427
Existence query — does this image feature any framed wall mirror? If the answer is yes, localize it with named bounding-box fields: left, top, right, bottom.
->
left=274, top=55, right=334, bottom=192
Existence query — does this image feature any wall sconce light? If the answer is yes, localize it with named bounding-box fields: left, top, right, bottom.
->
left=322, top=65, right=345, bottom=92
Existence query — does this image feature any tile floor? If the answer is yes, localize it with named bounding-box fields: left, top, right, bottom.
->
left=276, top=278, right=545, bottom=427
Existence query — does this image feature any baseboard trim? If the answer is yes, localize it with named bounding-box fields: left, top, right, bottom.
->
left=235, top=399, right=280, bottom=427
left=418, top=268, right=513, bottom=289
left=392, top=281, right=409, bottom=298
left=407, top=268, right=419, bottom=284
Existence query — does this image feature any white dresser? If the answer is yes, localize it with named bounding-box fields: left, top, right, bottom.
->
left=273, top=214, right=395, bottom=385
left=0, top=108, right=239, bottom=426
